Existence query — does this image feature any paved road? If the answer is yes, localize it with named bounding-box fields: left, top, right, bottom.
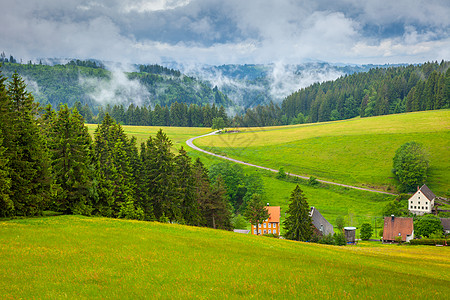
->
left=186, top=131, right=396, bottom=196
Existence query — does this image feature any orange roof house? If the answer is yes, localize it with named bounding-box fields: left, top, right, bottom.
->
left=251, top=206, right=281, bottom=236
left=382, top=216, right=414, bottom=243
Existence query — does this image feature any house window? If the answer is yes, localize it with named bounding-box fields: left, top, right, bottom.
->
left=258, top=224, right=261, bottom=228
left=426, top=207, right=428, bottom=210
left=410, top=201, right=413, bottom=204
left=410, top=206, right=413, bottom=209
left=273, top=229, right=277, bottom=234
left=422, top=206, right=424, bottom=210
left=418, top=201, right=420, bottom=204
left=268, top=229, right=272, bottom=234
left=264, top=230, right=267, bottom=234
left=414, top=206, right=416, bottom=209
left=263, top=223, right=266, bottom=228
left=254, top=230, right=257, bottom=234
left=268, top=223, right=272, bottom=228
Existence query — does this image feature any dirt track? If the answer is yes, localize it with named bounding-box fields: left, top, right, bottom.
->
left=186, top=131, right=396, bottom=196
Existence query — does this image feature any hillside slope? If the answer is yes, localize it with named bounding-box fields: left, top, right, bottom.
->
left=1, top=216, right=449, bottom=298
left=196, top=110, right=450, bottom=195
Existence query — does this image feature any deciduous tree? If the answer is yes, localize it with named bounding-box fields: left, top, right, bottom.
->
left=244, top=194, right=269, bottom=235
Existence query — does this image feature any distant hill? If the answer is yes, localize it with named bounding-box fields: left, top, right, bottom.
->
left=232, top=61, right=449, bottom=126
left=0, top=60, right=232, bottom=112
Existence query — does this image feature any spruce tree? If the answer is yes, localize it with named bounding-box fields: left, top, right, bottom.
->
left=283, top=185, right=313, bottom=241
left=244, top=193, right=269, bottom=235
left=6, top=73, right=52, bottom=216
left=207, top=175, right=233, bottom=230
left=0, top=129, right=12, bottom=216
left=141, top=129, right=179, bottom=222
left=50, top=105, right=94, bottom=214
left=175, top=147, right=201, bottom=225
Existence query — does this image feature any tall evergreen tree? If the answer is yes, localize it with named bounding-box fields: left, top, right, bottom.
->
left=0, top=128, right=12, bottom=216
left=283, top=185, right=313, bottom=241
left=244, top=193, right=269, bottom=235
left=206, top=175, right=233, bottom=230
left=6, top=73, right=52, bottom=216
left=175, top=147, right=201, bottom=225
left=50, top=105, right=94, bottom=214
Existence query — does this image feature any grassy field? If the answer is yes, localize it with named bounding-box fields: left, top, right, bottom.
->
left=85, top=123, right=394, bottom=231
left=86, top=124, right=211, bottom=150
left=195, top=110, right=450, bottom=196
left=1, top=216, right=449, bottom=299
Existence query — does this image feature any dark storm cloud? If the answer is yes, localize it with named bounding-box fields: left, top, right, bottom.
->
left=0, top=0, right=449, bottom=64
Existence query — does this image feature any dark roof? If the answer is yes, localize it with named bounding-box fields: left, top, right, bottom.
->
left=309, top=207, right=334, bottom=236
left=420, top=184, right=436, bottom=201
left=441, top=218, right=450, bottom=231
left=383, top=216, right=414, bottom=242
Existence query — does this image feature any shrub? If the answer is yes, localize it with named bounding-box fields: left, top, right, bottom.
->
left=414, top=214, right=443, bottom=238
left=318, top=234, right=335, bottom=245
left=276, top=167, right=286, bottom=179
left=360, top=223, right=373, bottom=240
left=334, top=232, right=346, bottom=246
left=308, top=176, right=319, bottom=186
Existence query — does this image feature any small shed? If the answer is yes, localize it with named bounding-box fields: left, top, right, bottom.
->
left=344, top=227, right=356, bottom=244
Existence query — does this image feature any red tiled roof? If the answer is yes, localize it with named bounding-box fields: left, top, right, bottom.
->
left=266, top=206, right=280, bottom=223
left=383, top=216, right=414, bottom=242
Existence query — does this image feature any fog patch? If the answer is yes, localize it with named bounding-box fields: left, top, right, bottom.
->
left=80, top=65, right=151, bottom=107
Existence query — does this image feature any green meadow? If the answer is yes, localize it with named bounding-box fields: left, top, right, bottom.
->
left=1, top=216, right=448, bottom=299
left=86, top=122, right=394, bottom=230
left=86, top=124, right=211, bottom=150
left=196, top=110, right=450, bottom=196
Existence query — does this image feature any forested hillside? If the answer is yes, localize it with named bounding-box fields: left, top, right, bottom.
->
left=234, top=61, right=450, bottom=126
left=0, top=70, right=232, bottom=229
left=0, top=59, right=232, bottom=114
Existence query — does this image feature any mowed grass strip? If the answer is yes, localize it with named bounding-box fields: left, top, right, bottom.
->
left=1, top=216, right=449, bottom=299
left=195, top=110, right=450, bottom=195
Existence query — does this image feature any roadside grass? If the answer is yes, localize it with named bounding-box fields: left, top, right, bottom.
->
left=1, top=216, right=448, bottom=299
left=195, top=110, right=450, bottom=196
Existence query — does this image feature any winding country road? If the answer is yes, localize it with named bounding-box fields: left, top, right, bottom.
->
left=186, top=131, right=396, bottom=196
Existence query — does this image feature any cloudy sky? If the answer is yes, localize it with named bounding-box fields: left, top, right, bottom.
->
left=1, top=0, right=449, bottom=65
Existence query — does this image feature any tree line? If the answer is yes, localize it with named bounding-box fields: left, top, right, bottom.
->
left=233, top=61, right=450, bottom=127
left=75, top=101, right=230, bottom=127
left=0, top=69, right=233, bottom=229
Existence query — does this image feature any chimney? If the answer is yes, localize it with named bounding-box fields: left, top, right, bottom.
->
left=391, top=215, right=395, bottom=222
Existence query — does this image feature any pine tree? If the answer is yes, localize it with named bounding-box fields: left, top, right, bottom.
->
left=50, top=105, right=94, bottom=214
left=244, top=193, right=269, bottom=235
left=93, top=113, right=137, bottom=217
left=175, top=147, right=201, bottom=225
left=6, top=73, right=52, bottom=216
left=283, top=185, right=313, bottom=241
left=0, top=128, right=12, bottom=216
left=142, top=129, right=179, bottom=222
left=207, top=175, right=233, bottom=230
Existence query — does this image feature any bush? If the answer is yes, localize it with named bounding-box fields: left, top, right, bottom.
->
left=308, top=176, right=319, bottom=186
left=360, top=223, right=373, bottom=240
left=232, top=214, right=248, bottom=230
left=318, top=234, right=335, bottom=245
left=414, top=214, right=443, bottom=238
left=334, top=232, right=346, bottom=246
left=276, top=167, right=286, bottom=179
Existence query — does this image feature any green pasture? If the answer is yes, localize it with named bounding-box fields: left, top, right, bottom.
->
left=196, top=110, right=450, bottom=196
left=86, top=124, right=211, bottom=150
left=90, top=124, right=394, bottom=231
left=1, top=216, right=448, bottom=299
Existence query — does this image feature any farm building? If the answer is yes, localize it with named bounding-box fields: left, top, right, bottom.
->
left=441, top=218, right=450, bottom=235
left=382, top=216, right=414, bottom=243
left=344, top=227, right=356, bottom=244
left=251, top=206, right=280, bottom=235
left=309, top=207, right=334, bottom=236
left=407, top=184, right=436, bottom=215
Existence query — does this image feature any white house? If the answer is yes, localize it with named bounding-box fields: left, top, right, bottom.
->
left=407, top=184, right=436, bottom=215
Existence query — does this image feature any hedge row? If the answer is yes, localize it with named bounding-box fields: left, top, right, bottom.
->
left=409, top=239, right=449, bottom=246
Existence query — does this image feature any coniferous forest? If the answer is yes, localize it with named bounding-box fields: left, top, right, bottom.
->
left=234, top=61, right=450, bottom=127
left=0, top=69, right=232, bottom=230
